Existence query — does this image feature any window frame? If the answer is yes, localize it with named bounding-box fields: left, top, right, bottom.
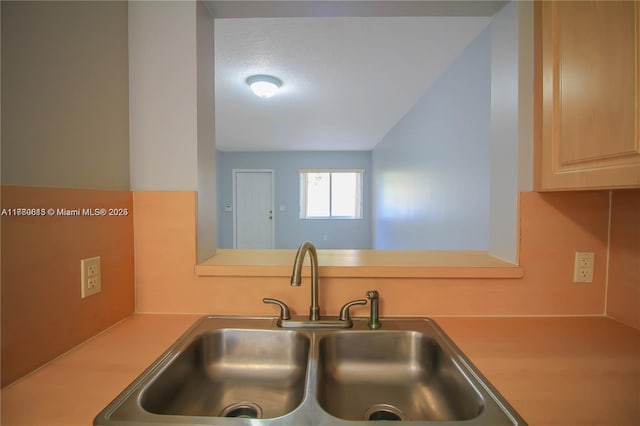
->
left=299, top=169, right=364, bottom=220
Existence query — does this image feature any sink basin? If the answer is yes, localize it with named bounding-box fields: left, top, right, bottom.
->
left=141, top=328, right=310, bottom=419
left=317, top=331, right=483, bottom=421
left=95, top=316, right=526, bottom=425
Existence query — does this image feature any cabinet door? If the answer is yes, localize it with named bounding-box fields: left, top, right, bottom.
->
left=535, top=1, right=640, bottom=190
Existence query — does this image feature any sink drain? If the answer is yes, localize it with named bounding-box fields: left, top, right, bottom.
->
left=219, top=401, right=263, bottom=418
left=364, top=404, right=405, bottom=421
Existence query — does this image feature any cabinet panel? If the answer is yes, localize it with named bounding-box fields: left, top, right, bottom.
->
left=536, top=1, right=640, bottom=190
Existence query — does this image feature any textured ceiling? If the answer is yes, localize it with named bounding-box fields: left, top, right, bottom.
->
left=213, top=4, right=497, bottom=152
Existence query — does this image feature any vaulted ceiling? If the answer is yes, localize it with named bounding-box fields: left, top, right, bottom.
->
left=208, top=1, right=505, bottom=151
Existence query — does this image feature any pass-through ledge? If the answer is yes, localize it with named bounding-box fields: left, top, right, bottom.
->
left=195, top=249, right=524, bottom=279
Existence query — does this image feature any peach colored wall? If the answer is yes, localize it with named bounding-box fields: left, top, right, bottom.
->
left=607, top=189, right=640, bottom=330
left=1, top=187, right=135, bottom=387
left=134, top=190, right=609, bottom=317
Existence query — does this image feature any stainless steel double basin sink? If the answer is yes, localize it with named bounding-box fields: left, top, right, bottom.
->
left=95, top=316, right=526, bottom=425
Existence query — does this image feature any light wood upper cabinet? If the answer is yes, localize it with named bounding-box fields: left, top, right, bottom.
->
left=535, top=1, right=640, bottom=190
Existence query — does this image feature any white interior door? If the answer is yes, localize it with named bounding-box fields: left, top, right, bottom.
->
left=234, top=170, right=274, bottom=248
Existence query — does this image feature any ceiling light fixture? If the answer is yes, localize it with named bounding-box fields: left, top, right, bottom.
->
left=246, top=74, right=282, bottom=98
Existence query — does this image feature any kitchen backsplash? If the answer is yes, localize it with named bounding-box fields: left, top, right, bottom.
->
left=606, top=189, right=640, bottom=329
left=2, top=186, right=637, bottom=387
left=133, top=190, right=637, bottom=322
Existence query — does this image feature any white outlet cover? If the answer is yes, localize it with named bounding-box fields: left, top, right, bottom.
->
left=573, top=251, right=594, bottom=283
left=81, top=256, right=102, bottom=298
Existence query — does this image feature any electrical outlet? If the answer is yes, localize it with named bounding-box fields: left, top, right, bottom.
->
left=81, top=256, right=102, bottom=298
left=573, top=252, right=594, bottom=283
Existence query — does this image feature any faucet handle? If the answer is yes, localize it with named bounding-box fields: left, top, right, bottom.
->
left=263, top=298, right=291, bottom=320
left=339, top=299, right=368, bottom=321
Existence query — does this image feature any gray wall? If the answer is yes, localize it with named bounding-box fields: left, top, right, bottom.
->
left=217, top=151, right=372, bottom=249
left=1, top=1, right=129, bottom=189
left=372, top=26, right=491, bottom=250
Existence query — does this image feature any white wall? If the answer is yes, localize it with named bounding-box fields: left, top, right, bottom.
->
left=196, top=1, right=217, bottom=261
left=518, top=1, right=534, bottom=193
left=489, top=1, right=519, bottom=263
left=372, top=26, right=492, bottom=250
left=488, top=1, right=533, bottom=263
left=129, top=0, right=217, bottom=261
left=371, top=1, right=531, bottom=260
left=129, top=1, right=198, bottom=191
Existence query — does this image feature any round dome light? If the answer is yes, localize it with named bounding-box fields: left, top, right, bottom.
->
left=246, top=74, right=282, bottom=98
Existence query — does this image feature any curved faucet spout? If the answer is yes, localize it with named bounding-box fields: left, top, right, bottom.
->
left=291, top=241, right=320, bottom=321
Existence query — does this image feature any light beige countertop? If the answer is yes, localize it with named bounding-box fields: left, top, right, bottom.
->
left=1, top=314, right=639, bottom=426
left=196, top=249, right=524, bottom=278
